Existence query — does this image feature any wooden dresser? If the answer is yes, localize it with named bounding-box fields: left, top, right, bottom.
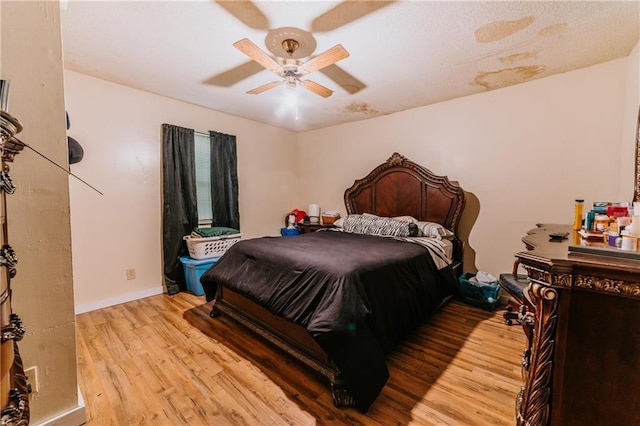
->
left=508, top=224, right=640, bottom=425
left=0, top=88, right=28, bottom=425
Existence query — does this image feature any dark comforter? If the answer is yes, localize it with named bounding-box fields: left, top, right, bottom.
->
left=200, top=230, right=458, bottom=412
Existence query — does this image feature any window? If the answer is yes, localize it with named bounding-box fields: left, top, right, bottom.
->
left=194, top=132, right=212, bottom=226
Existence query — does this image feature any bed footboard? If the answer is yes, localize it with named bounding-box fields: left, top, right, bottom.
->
left=209, top=289, right=357, bottom=408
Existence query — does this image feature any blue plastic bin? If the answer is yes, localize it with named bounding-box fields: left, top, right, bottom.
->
left=179, top=256, right=220, bottom=296
left=458, top=273, right=502, bottom=311
left=280, top=227, right=299, bottom=236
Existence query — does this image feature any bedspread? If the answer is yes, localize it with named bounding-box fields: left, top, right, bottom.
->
left=200, top=230, right=458, bottom=411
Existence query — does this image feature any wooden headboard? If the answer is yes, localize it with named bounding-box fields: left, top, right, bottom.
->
left=344, top=152, right=466, bottom=261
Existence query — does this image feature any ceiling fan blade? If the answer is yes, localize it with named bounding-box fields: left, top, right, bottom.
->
left=297, top=44, right=349, bottom=75
left=215, top=1, right=269, bottom=30
left=247, top=81, right=282, bottom=95
left=233, top=38, right=282, bottom=73
left=311, top=1, right=396, bottom=32
left=299, top=80, right=333, bottom=98
left=202, top=61, right=265, bottom=87
left=320, top=64, right=366, bottom=94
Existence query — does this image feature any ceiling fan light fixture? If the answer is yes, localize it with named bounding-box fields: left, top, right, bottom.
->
left=281, top=39, right=299, bottom=57
left=285, top=76, right=297, bottom=90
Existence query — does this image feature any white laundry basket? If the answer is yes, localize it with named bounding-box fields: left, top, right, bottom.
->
left=183, top=233, right=242, bottom=259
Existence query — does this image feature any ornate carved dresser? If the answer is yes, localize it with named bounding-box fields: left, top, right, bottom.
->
left=507, top=224, right=640, bottom=425
left=0, top=81, right=28, bottom=425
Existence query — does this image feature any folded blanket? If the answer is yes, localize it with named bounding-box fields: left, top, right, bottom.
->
left=192, top=226, right=240, bottom=238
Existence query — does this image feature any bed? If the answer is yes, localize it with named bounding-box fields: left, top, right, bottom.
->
left=200, top=152, right=466, bottom=412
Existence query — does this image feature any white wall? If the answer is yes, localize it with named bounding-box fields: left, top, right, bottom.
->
left=619, top=41, right=640, bottom=200
left=297, top=57, right=633, bottom=277
left=65, top=71, right=299, bottom=312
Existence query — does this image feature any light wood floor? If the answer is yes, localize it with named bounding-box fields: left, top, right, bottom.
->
left=76, top=292, right=525, bottom=425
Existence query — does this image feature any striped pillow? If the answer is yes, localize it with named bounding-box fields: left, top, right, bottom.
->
left=342, top=214, right=418, bottom=237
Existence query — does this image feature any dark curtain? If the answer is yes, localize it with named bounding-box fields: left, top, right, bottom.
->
left=209, top=131, right=240, bottom=230
left=162, top=124, right=198, bottom=294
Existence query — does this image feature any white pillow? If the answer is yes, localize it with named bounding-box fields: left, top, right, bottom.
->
left=416, top=221, right=455, bottom=240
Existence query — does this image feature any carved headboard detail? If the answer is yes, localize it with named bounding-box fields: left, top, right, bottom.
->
left=343, top=152, right=466, bottom=238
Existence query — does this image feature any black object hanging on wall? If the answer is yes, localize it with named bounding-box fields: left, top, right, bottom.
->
left=66, top=111, right=84, bottom=164
left=67, top=136, right=83, bottom=164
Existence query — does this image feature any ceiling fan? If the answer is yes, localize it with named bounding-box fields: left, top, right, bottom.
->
left=233, top=37, right=349, bottom=98
left=207, top=1, right=397, bottom=93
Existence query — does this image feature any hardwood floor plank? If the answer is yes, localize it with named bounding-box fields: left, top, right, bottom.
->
left=77, top=293, right=525, bottom=425
left=75, top=325, right=120, bottom=425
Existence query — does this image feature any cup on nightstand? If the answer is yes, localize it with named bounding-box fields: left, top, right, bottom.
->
left=308, top=203, right=320, bottom=224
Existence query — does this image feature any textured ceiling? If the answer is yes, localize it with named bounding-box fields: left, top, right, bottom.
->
left=61, top=1, right=640, bottom=132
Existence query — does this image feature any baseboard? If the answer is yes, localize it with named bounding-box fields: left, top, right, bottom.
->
left=74, top=285, right=165, bottom=315
left=36, top=386, right=86, bottom=425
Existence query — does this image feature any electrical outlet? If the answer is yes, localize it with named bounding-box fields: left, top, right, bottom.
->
left=25, top=366, right=39, bottom=394
left=126, top=268, right=136, bottom=280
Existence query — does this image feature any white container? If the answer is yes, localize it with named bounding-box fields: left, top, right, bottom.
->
left=621, top=233, right=638, bottom=251
left=631, top=216, right=640, bottom=236
left=594, top=214, right=610, bottom=232
left=308, top=203, right=320, bottom=223
left=183, top=233, right=242, bottom=259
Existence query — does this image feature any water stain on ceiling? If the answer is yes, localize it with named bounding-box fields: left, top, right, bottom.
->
left=475, top=16, right=536, bottom=43
left=472, top=66, right=547, bottom=90
left=343, top=102, right=381, bottom=116
left=472, top=16, right=559, bottom=91
left=539, top=22, right=568, bottom=37
left=499, top=52, right=538, bottom=65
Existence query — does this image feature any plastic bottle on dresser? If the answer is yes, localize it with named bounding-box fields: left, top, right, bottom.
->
left=585, top=210, right=595, bottom=231
left=573, top=199, right=584, bottom=230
